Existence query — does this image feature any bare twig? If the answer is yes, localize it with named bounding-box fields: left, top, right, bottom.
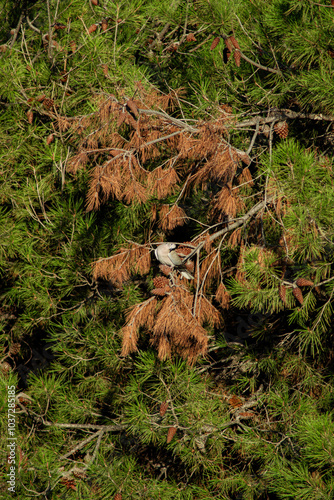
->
left=236, top=49, right=283, bottom=75
left=113, top=5, right=120, bottom=66
left=9, top=13, right=24, bottom=48
left=26, top=15, right=41, bottom=34
left=86, top=429, right=104, bottom=465
left=60, top=430, right=102, bottom=460
left=44, top=420, right=127, bottom=432
left=149, top=22, right=171, bottom=50
left=184, top=195, right=274, bottom=262
left=234, top=109, right=334, bottom=129
left=46, top=0, right=53, bottom=62
left=246, top=117, right=260, bottom=155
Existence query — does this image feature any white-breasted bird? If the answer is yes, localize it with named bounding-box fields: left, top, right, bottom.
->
left=154, top=242, right=194, bottom=280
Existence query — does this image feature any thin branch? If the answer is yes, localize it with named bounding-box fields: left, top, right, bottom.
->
left=26, top=15, right=41, bottom=34
left=46, top=0, right=53, bottom=62
left=149, top=22, right=171, bottom=50
left=246, top=117, right=260, bottom=155
left=113, top=6, right=120, bottom=65
left=184, top=195, right=274, bottom=262
left=139, top=108, right=198, bottom=133
left=60, top=430, right=102, bottom=460
left=311, top=286, right=334, bottom=333
left=237, top=49, right=283, bottom=75
left=87, top=429, right=104, bottom=465
left=234, top=109, right=334, bottom=129
left=9, top=13, right=24, bottom=48
left=44, top=421, right=127, bottom=432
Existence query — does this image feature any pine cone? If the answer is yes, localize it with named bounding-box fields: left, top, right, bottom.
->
left=0, top=361, right=12, bottom=373
left=186, top=33, right=196, bottom=42
left=9, top=343, right=21, bottom=355
left=27, top=110, right=33, bottom=124
left=43, top=98, right=54, bottom=109
left=293, top=286, right=303, bottom=305
left=279, top=285, right=287, bottom=305
left=159, top=401, right=168, bottom=417
left=225, top=37, right=234, bottom=52
left=114, top=494, right=122, bottom=500
left=295, top=278, right=314, bottom=287
left=53, top=23, right=66, bottom=30
left=176, top=246, right=192, bottom=255
left=230, top=35, right=240, bottom=49
left=210, top=37, right=220, bottom=51
left=151, top=288, right=169, bottom=296
left=228, top=395, right=243, bottom=408
left=47, top=134, right=54, bottom=145
left=274, top=121, right=289, bottom=139
left=153, top=276, right=170, bottom=288
left=167, top=426, right=177, bottom=444
left=159, top=264, right=172, bottom=276
left=88, top=24, right=98, bottom=33
left=101, top=19, right=108, bottom=32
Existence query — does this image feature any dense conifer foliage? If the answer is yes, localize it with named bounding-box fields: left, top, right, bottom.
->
left=1, top=0, right=334, bottom=498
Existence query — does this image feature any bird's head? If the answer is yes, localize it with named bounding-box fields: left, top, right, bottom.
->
left=165, top=243, right=177, bottom=250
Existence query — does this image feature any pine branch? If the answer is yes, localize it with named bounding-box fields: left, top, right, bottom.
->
left=235, top=48, right=283, bottom=75
left=138, top=108, right=198, bottom=133
left=26, top=15, right=42, bottom=34
left=184, top=195, right=274, bottom=262
left=60, top=430, right=102, bottom=460
left=9, top=12, right=24, bottom=48
left=234, top=109, right=334, bottom=129
left=45, top=421, right=127, bottom=431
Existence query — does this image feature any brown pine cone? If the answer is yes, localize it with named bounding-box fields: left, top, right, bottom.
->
left=225, top=37, right=234, bottom=52
left=293, top=286, right=303, bottom=305
left=279, top=285, right=287, bottom=305
left=234, top=51, right=241, bottom=67
left=27, top=110, right=33, bottom=124
left=159, top=264, right=172, bottom=276
left=274, top=121, right=289, bottom=139
left=43, top=98, right=54, bottom=109
left=0, top=361, right=12, bottom=373
left=151, top=288, right=170, bottom=296
left=176, top=246, right=192, bottom=255
left=295, top=278, right=314, bottom=287
left=153, top=276, right=170, bottom=288
left=9, top=343, right=21, bottom=355
left=159, top=401, right=168, bottom=417
left=210, top=37, right=220, bottom=51
left=186, top=33, right=196, bottom=42
left=167, top=426, right=177, bottom=444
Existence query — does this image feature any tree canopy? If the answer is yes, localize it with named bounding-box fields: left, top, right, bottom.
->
left=1, top=0, right=334, bottom=498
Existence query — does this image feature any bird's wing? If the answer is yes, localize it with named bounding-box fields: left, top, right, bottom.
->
left=168, top=250, right=183, bottom=266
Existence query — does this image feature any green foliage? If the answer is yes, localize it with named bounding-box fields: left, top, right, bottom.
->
left=1, top=0, right=334, bottom=499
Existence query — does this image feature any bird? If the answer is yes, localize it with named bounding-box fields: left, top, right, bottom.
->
left=154, top=243, right=194, bottom=280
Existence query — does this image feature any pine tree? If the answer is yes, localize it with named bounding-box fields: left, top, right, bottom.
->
left=1, top=1, right=334, bottom=499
